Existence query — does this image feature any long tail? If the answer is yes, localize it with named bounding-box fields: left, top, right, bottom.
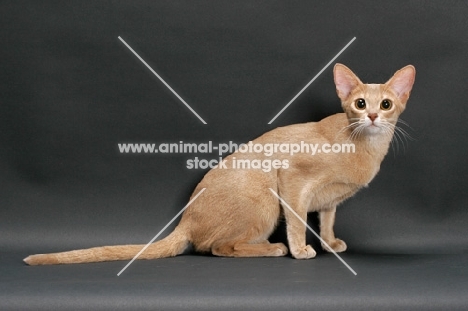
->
left=23, top=226, right=189, bottom=266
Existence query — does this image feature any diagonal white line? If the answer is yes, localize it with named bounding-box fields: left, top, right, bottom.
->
left=118, top=36, right=207, bottom=125
left=268, top=188, right=357, bottom=276
left=117, top=188, right=206, bottom=276
left=268, top=37, right=357, bottom=124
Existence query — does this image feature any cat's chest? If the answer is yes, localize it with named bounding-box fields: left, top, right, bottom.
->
left=305, top=164, right=380, bottom=211
left=345, top=164, right=380, bottom=186
left=307, top=181, right=361, bottom=211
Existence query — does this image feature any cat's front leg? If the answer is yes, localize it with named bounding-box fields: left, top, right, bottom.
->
left=280, top=194, right=316, bottom=259
left=319, top=206, right=347, bottom=253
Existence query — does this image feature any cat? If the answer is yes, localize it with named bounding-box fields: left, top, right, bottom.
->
left=24, top=63, right=415, bottom=265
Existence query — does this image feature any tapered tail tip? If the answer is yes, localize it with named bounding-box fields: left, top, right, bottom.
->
left=23, top=254, right=58, bottom=265
left=23, top=255, right=35, bottom=265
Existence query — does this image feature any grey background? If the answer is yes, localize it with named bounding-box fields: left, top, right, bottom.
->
left=1, top=1, right=468, bottom=310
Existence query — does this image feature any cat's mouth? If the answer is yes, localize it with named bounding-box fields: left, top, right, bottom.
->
left=365, top=122, right=383, bottom=134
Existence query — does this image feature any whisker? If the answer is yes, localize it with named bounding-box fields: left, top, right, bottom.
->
left=394, top=118, right=416, bottom=140
left=395, top=126, right=415, bottom=141
left=380, top=124, right=399, bottom=156
left=397, top=118, right=415, bottom=131
left=379, top=119, right=415, bottom=154
left=338, top=118, right=363, bottom=142
left=391, top=128, right=404, bottom=154
left=350, top=123, right=366, bottom=141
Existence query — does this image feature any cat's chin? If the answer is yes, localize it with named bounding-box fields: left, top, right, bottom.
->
left=364, top=124, right=384, bottom=135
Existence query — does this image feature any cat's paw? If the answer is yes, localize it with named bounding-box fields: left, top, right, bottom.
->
left=276, top=243, right=288, bottom=256
left=272, top=243, right=289, bottom=256
left=291, top=245, right=316, bottom=259
left=321, top=238, right=347, bottom=253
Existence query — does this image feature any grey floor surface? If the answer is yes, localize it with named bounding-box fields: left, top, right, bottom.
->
left=2, top=250, right=467, bottom=310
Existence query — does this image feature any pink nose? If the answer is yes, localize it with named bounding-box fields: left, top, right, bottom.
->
left=368, top=113, right=378, bottom=122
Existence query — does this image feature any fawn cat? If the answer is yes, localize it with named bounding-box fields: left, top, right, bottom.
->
left=24, top=63, right=415, bottom=265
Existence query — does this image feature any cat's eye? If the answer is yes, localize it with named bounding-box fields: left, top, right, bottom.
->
left=380, top=99, right=392, bottom=110
left=355, top=98, right=366, bottom=110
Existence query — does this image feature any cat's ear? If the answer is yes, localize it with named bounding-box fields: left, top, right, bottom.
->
left=385, top=65, right=416, bottom=103
left=333, top=63, right=363, bottom=101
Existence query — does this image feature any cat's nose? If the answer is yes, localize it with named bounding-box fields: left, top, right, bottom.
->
left=368, top=113, right=378, bottom=122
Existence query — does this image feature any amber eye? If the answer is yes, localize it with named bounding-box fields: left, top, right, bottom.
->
left=380, top=99, right=392, bottom=110
left=355, top=98, right=366, bottom=110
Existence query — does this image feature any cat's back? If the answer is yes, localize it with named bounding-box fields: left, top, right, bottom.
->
left=257, top=113, right=349, bottom=143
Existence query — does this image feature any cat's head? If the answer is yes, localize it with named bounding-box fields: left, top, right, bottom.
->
left=333, top=63, right=415, bottom=136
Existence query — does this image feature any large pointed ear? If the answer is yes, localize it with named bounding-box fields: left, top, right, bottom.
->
left=386, top=65, right=416, bottom=103
left=333, top=63, right=363, bottom=101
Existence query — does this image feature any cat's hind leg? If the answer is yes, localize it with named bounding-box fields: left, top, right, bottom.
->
left=211, top=240, right=288, bottom=258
